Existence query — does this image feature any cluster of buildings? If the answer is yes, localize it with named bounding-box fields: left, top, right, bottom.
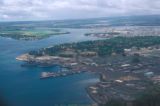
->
left=85, top=26, right=160, bottom=38
left=87, top=55, right=160, bottom=105
left=124, top=46, right=160, bottom=57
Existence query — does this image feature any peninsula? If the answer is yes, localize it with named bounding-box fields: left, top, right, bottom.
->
left=17, top=36, right=160, bottom=105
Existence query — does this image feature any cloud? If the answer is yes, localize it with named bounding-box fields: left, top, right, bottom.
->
left=0, top=0, right=160, bottom=21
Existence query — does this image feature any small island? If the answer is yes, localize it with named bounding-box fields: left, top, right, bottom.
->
left=0, top=27, right=70, bottom=40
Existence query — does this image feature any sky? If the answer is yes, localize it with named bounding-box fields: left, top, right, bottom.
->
left=0, top=0, right=160, bottom=21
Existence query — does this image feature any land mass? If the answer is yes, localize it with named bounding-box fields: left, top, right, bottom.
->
left=85, top=26, right=160, bottom=38
left=17, top=36, right=160, bottom=105
left=0, top=27, right=70, bottom=40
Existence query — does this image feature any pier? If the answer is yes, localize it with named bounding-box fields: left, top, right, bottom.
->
left=40, top=70, right=87, bottom=79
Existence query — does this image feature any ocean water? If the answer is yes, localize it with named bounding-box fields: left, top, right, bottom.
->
left=0, top=29, right=100, bottom=106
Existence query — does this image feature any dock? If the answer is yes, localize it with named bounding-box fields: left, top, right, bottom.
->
left=40, top=70, right=87, bottom=79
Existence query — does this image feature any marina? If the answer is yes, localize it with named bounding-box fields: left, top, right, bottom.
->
left=0, top=28, right=97, bottom=106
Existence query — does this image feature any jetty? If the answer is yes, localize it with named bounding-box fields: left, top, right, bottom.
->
left=40, top=70, right=87, bottom=79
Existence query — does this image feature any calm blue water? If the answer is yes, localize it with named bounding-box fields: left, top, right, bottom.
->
left=0, top=29, right=100, bottom=106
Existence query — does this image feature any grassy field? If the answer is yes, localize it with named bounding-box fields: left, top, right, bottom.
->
left=0, top=27, right=69, bottom=40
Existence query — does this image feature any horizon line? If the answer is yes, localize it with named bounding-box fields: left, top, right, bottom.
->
left=0, top=14, right=160, bottom=23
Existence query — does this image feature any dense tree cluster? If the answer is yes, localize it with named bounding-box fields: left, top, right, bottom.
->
left=29, top=36, right=160, bottom=57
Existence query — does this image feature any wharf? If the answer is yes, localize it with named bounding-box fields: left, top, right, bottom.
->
left=40, top=70, right=87, bottom=79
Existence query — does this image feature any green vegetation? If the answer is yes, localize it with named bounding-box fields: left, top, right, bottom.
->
left=104, top=84, right=160, bottom=106
left=132, top=54, right=140, bottom=63
left=29, top=36, right=160, bottom=57
left=134, top=85, right=160, bottom=106
left=104, top=99, right=126, bottom=106
left=0, top=27, right=70, bottom=40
